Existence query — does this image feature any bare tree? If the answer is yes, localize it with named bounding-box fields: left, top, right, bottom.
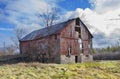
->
left=39, top=8, right=57, bottom=27
left=6, top=45, right=16, bottom=55
left=11, top=27, right=26, bottom=51
left=0, top=45, right=16, bottom=56
left=43, top=8, right=57, bottom=61
left=36, top=8, right=58, bottom=62
left=15, top=27, right=26, bottom=41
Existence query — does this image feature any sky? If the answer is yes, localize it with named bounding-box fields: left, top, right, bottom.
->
left=0, top=0, right=120, bottom=48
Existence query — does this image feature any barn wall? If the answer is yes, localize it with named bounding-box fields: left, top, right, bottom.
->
left=20, top=34, right=61, bottom=63
left=59, top=19, right=93, bottom=63
left=60, top=20, right=80, bottom=63
left=60, top=20, right=79, bottom=55
left=80, top=21, right=92, bottom=55
left=60, top=19, right=92, bottom=56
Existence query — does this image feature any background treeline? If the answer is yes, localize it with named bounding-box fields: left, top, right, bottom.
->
left=93, top=45, right=120, bottom=60
left=0, top=45, right=17, bottom=56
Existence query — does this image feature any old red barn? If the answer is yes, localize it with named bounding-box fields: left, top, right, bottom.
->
left=20, top=17, right=93, bottom=63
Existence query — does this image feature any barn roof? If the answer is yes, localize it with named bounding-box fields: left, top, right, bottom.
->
left=20, top=17, right=93, bottom=41
left=20, top=19, right=73, bottom=41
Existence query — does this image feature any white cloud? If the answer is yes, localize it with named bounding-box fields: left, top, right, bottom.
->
left=90, top=0, right=120, bottom=13
left=0, top=27, right=13, bottom=31
left=5, top=0, right=50, bottom=14
left=0, top=0, right=61, bottom=33
left=87, top=0, right=120, bottom=47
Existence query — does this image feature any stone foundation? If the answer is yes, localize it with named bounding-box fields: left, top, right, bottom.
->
left=78, top=54, right=93, bottom=62
left=60, top=54, right=93, bottom=64
left=60, top=55, right=75, bottom=64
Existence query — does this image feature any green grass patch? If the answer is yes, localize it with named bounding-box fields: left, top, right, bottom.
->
left=0, top=61, right=120, bottom=79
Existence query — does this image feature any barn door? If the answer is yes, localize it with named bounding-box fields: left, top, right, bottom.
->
left=75, top=56, right=78, bottom=63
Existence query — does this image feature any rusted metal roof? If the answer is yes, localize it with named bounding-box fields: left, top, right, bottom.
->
left=20, top=19, right=74, bottom=41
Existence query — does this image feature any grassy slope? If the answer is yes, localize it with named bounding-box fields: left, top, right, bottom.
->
left=0, top=61, right=120, bottom=79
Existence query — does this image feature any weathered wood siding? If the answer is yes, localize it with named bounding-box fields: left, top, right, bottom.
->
left=60, top=19, right=92, bottom=56
left=20, top=34, right=61, bottom=63
left=80, top=21, right=92, bottom=55
left=60, top=20, right=80, bottom=56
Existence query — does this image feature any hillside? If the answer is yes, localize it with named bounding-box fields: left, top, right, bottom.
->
left=0, top=61, right=120, bottom=79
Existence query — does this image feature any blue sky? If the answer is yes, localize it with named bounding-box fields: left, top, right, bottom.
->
left=0, top=0, right=120, bottom=48
left=58, top=0, right=92, bottom=10
left=0, top=0, right=92, bottom=47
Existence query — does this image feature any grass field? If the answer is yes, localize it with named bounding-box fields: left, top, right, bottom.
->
left=0, top=61, right=120, bottom=79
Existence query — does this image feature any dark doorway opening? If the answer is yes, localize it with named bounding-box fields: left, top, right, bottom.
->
left=75, top=56, right=78, bottom=63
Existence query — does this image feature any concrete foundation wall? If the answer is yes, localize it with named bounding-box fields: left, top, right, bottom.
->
left=78, top=54, right=93, bottom=62
left=60, top=55, right=75, bottom=64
